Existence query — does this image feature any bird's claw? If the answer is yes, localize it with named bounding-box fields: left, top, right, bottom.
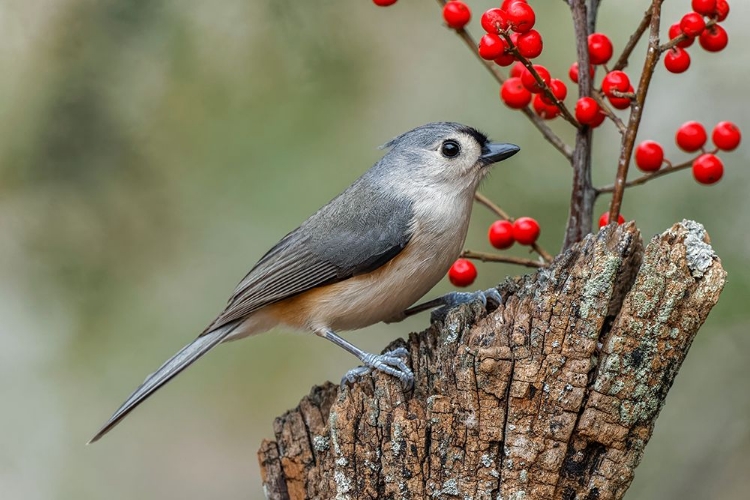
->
left=430, top=288, right=502, bottom=322
left=341, top=347, right=413, bottom=389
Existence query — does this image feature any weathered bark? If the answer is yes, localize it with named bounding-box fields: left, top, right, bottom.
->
left=259, top=221, right=725, bottom=500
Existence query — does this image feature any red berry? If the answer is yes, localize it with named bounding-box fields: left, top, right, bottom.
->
left=601, top=70, right=630, bottom=98
left=608, top=85, right=633, bottom=110
left=443, top=1, right=471, bottom=30
left=669, top=22, right=694, bottom=49
left=494, top=52, right=516, bottom=67
left=516, top=29, right=543, bottom=59
left=575, top=97, right=601, bottom=125
left=509, top=61, right=525, bottom=78
left=589, top=108, right=607, bottom=128
left=699, top=24, right=728, bottom=52
left=588, top=33, right=614, bottom=65
left=481, top=8, right=509, bottom=34
left=692, top=0, right=717, bottom=16
left=488, top=220, right=515, bottom=249
left=664, top=47, right=691, bottom=73
left=540, top=79, right=567, bottom=105
left=373, top=0, right=398, bottom=5
left=635, top=140, right=665, bottom=172
left=676, top=121, right=707, bottom=152
left=680, top=12, right=706, bottom=37
left=692, top=153, right=724, bottom=184
left=712, top=121, right=741, bottom=151
left=715, top=0, right=729, bottom=21
left=448, top=259, right=478, bottom=287
left=512, top=217, right=541, bottom=245
left=520, top=64, right=551, bottom=93
left=501, top=0, right=527, bottom=10
left=501, top=77, right=532, bottom=109
left=568, top=62, right=595, bottom=84
left=598, top=211, right=626, bottom=228
left=533, top=94, right=560, bottom=120
left=479, top=34, right=507, bottom=60
left=505, top=2, right=535, bottom=33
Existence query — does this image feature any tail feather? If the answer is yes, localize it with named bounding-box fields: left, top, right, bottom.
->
left=88, top=320, right=242, bottom=444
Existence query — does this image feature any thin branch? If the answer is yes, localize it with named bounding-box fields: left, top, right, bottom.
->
left=562, top=0, right=596, bottom=250
left=460, top=249, right=546, bottom=268
left=596, top=157, right=697, bottom=194
left=611, top=90, right=637, bottom=100
left=612, top=5, right=653, bottom=71
left=434, top=0, right=574, bottom=161
left=607, top=0, right=664, bottom=226
left=502, top=33, right=581, bottom=128
left=587, top=0, right=602, bottom=33
left=659, top=19, right=716, bottom=52
left=474, top=191, right=512, bottom=220
left=592, top=91, right=627, bottom=134
left=474, top=192, right=555, bottom=263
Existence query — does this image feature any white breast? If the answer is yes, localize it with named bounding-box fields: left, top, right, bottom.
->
left=305, top=186, right=476, bottom=332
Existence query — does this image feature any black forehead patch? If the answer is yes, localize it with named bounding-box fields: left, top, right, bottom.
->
left=459, top=126, right=489, bottom=146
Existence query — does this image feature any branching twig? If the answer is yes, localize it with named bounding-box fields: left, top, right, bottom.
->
left=502, top=33, right=581, bottom=128
left=613, top=5, right=653, bottom=71
left=434, top=0, right=574, bottom=161
left=593, top=91, right=627, bottom=134
left=474, top=192, right=554, bottom=263
left=659, top=19, right=717, bottom=52
left=562, top=0, right=596, bottom=250
left=607, top=0, right=664, bottom=226
left=474, top=191, right=512, bottom=221
left=596, top=157, right=699, bottom=194
left=460, top=249, right=545, bottom=268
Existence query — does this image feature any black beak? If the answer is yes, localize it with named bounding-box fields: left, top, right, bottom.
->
left=479, top=142, right=520, bottom=166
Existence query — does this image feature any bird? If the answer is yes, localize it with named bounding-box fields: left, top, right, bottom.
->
left=89, top=121, right=519, bottom=443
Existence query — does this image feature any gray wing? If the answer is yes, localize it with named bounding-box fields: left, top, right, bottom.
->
left=89, top=182, right=414, bottom=443
left=203, top=182, right=415, bottom=333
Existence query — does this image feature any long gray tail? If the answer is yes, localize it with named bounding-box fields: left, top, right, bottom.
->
left=88, top=320, right=242, bottom=444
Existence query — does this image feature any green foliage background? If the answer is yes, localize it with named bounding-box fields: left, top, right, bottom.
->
left=1, top=1, right=748, bottom=498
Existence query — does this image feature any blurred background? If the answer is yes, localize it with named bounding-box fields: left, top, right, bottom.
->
left=1, top=1, right=748, bottom=498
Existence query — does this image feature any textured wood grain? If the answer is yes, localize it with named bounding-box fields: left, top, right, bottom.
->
left=259, top=221, right=725, bottom=500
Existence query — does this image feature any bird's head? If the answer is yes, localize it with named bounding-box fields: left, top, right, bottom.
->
left=378, top=122, right=520, bottom=191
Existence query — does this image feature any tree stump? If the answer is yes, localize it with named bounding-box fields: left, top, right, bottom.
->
left=258, top=221, right=726, bottom=500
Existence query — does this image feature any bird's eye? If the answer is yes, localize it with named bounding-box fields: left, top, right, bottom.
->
left=441, top=140, right=461, bottom=158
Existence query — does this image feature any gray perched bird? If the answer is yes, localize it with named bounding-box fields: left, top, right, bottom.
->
left=89, top=122, right=519, bottom=443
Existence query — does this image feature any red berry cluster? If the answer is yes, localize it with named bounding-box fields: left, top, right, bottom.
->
left=634, top=120, right=740, bottom=184
left=474, top=0, right=541, bottom=65
left=664, top=0, right=730, bottom=73
left=449, top=216, right=541, bottom=287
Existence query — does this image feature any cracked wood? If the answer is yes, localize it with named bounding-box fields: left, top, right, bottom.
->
left=259, top=221, right=725, bottom=500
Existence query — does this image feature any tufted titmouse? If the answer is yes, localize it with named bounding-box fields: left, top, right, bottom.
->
left=89, top=122, right=519, bottom=443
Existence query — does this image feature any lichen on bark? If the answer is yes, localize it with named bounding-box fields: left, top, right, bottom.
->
left=259, top=221, right=725, bottom=500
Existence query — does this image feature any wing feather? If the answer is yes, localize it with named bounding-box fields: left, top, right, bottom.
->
left=203, top=182, right=415, bottom=333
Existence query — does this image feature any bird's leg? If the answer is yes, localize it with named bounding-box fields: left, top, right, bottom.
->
left=315, top=328, right=413, bottom=389
left=403, top=287, right=502, bottom=322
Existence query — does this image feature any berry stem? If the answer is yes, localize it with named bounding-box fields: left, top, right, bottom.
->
left=592, top=91, right=627, bottom=134
left=433, top=0, right=574, bottom=161
left=562, top=0, right=596, bottom=251
left=474, top=191, right=511, bottom=221
left=607, top=0, right=664, bottom=229
left=460, top=250, right=546, bottom=269
left=596, top=157, right=698, bottom=193
left=659, top=18, right=717, bottom=53
left=474, top=192, right=554, bottom=263
left=612, top=4, right=653, bottom=71
left=502, top=34, right=581, bottom=127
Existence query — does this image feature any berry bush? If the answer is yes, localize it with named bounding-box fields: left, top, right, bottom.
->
left=374, top=0, right=739, bottom=287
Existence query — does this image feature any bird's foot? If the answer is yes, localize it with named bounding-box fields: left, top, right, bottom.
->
left=342, top=347, right=413, bottom=389
left=429, top=288, right=502, bottom=322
